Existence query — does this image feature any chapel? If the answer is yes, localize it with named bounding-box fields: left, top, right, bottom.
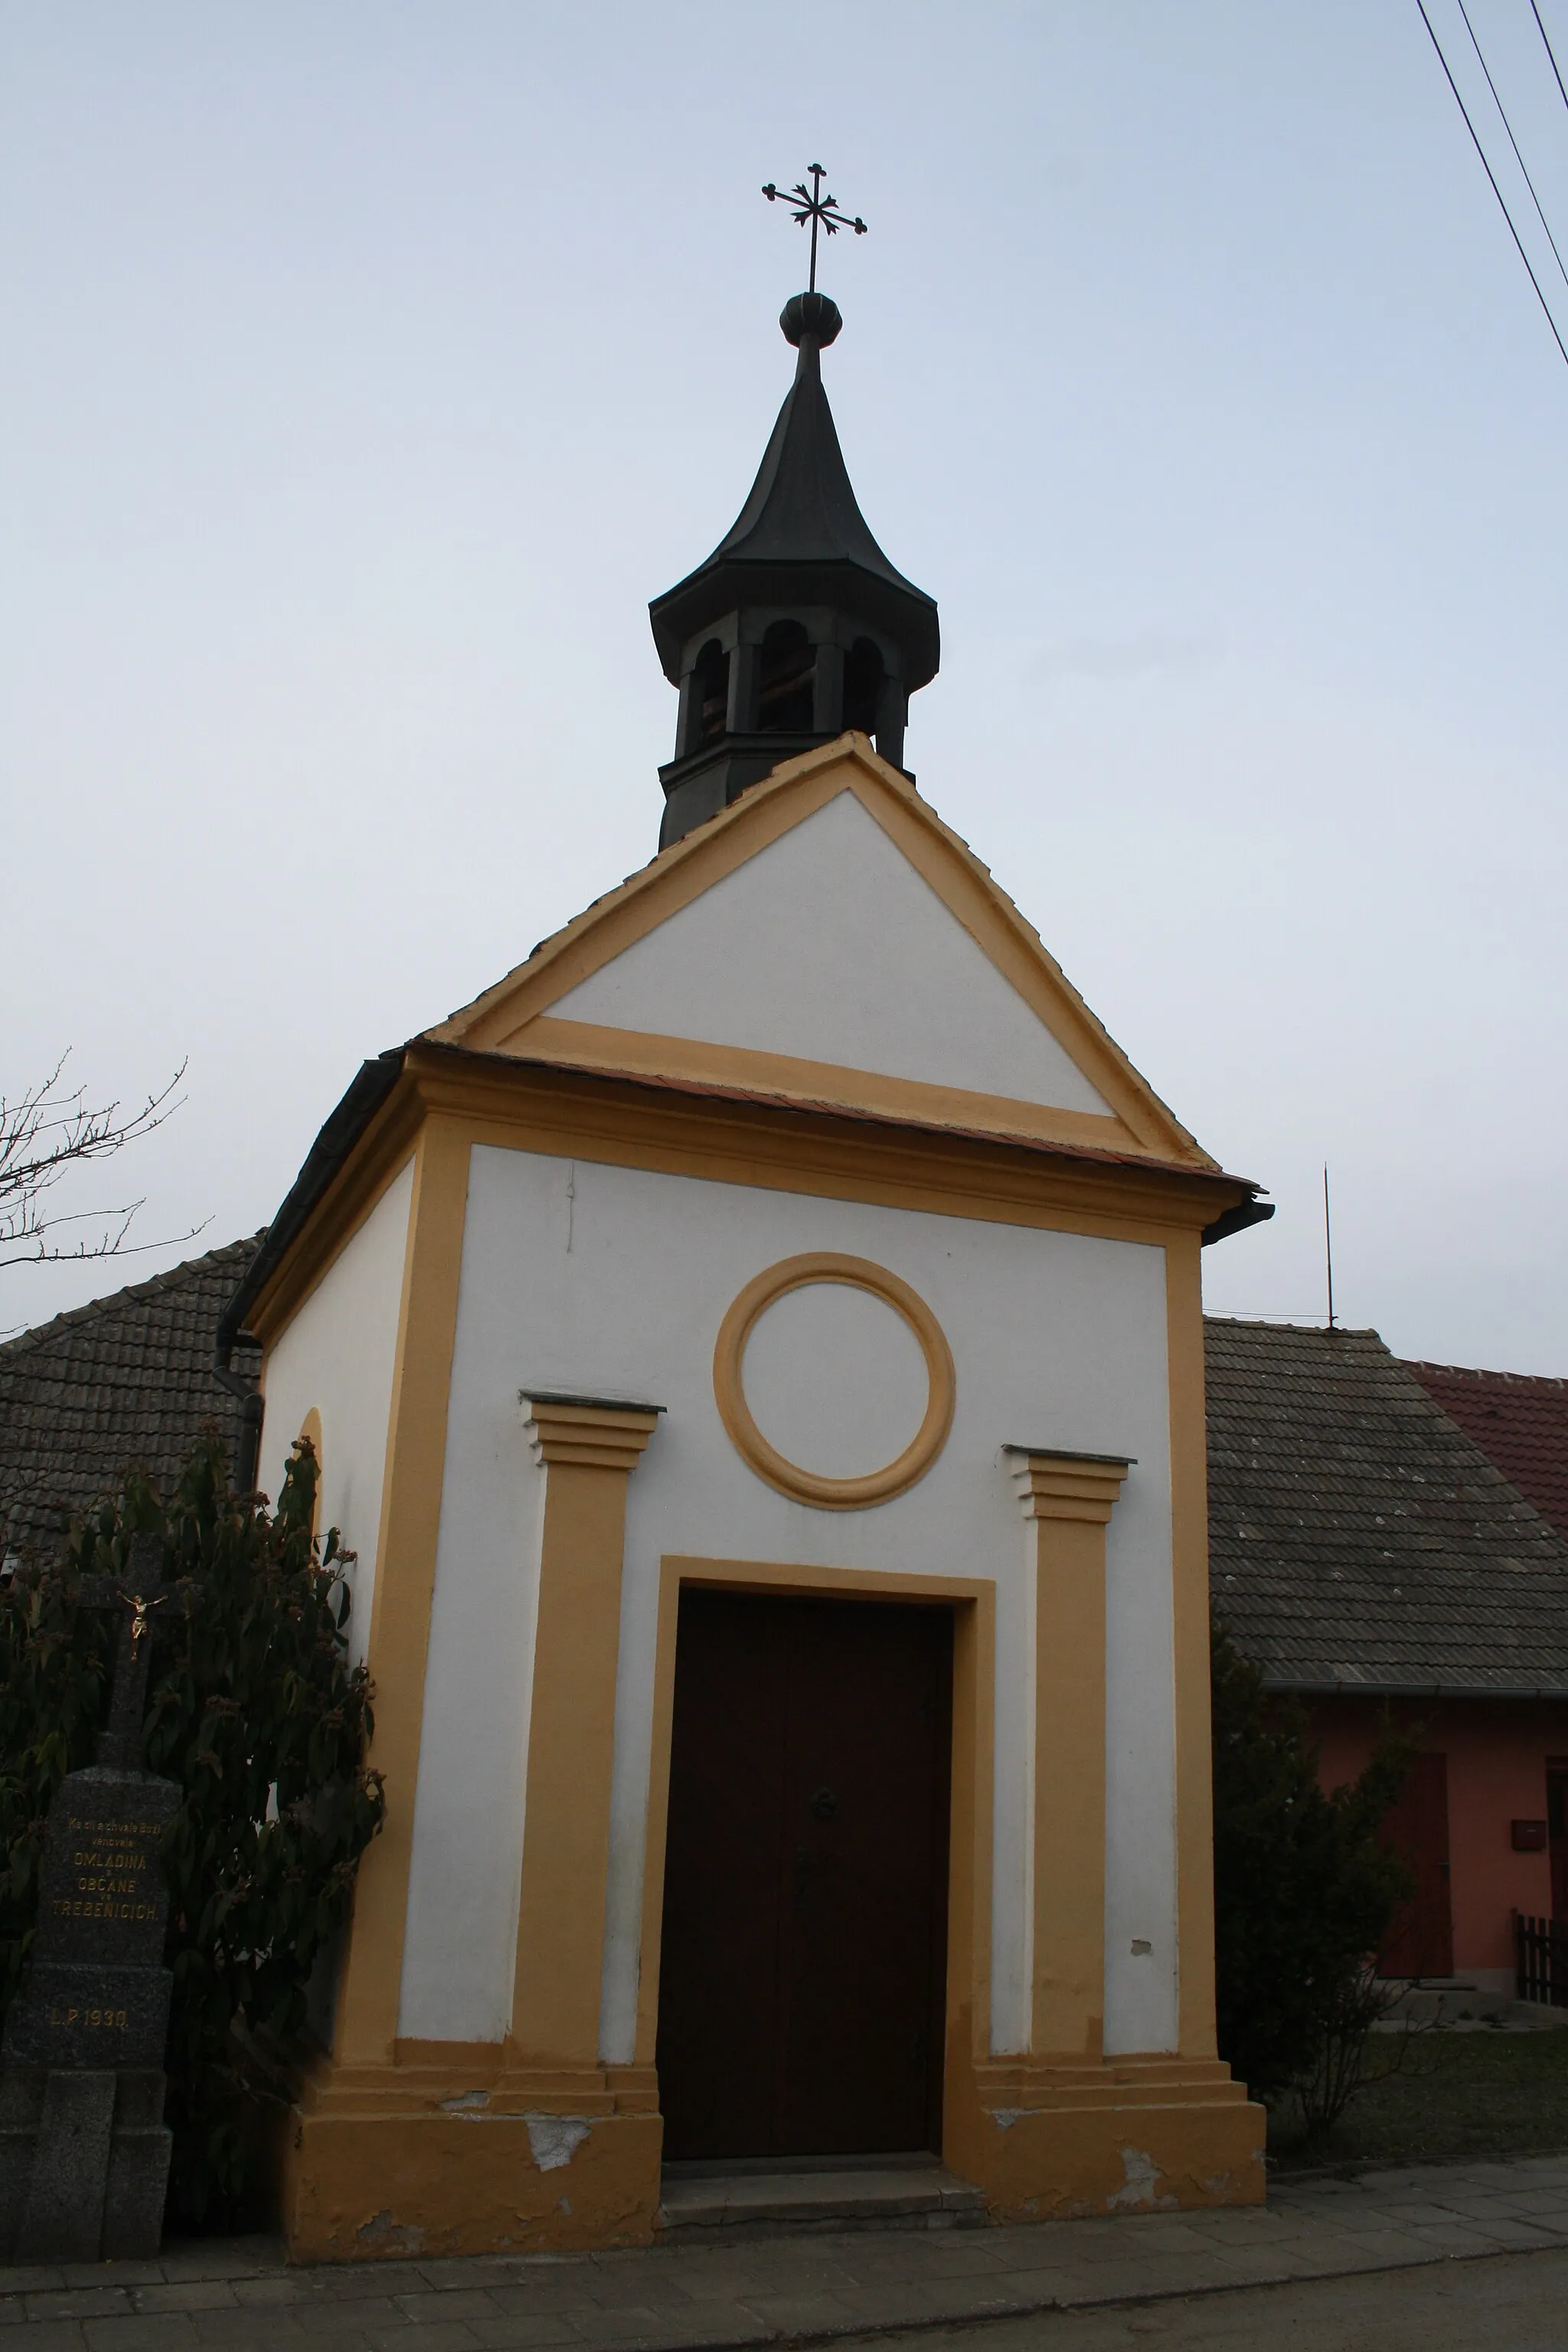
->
left=220, top=270, right=1272, bottom=2257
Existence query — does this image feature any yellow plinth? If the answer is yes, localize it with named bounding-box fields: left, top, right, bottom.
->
left=279, top=2053, right=664, bottom=2261
left=278, top=2045, right=1262, bottom=2259
left=953, top=2055, right=1266, bottom=2221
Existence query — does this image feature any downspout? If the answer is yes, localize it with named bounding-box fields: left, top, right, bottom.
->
left=212, top=1341, right=263, bottom=1498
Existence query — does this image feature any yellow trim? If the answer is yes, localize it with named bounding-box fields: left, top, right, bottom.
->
left=946, top=1565, right=995, bottom=2096
left=958, top=2053, right=1263, bottom=2221
left=1011, top=1453, right=1129, bottom=2058
left=329, top=1117, right=471, bottom=2070
left=514, top=1017, right=1155, bottom=1161
left=247, top=1056, right=1248, bottom=1351
left=292, top=2043, right=658, bottom=2115
left=279, top=1464, right=1263, bottom=2265
left=282, top=2106, right=662, bottom=2261
left=249, top=1115, right=423, bottom=1352
left=1166, top=1232, right=1221, bottom=2057
left=283, top=1550, right=997, bottom=2261
left=524, top=1398, right=660, bottom=1473
left=506, top=1399, right=658, bottom=2066
left=632, top=1555, right=996, bottom=2138
left=426, top=737, right=1216, bottom=1170
left=297, top=1408, right=324, bottom=1540
left=712, top=1251, right=956, bottom=1509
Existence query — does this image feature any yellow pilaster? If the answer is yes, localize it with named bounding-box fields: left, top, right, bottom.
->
left=506, top=1395, right=660, bottom=2071
left=945, top=1441, right=1263, bottom=2223
left=332, top=1119, right=470, bottom=2071
left=1011, top=1449, right=1129, bottom=2059
left=1166, top=1232, right=1223, bottom=2057
left=279, top=1377, right=666, bottom=2262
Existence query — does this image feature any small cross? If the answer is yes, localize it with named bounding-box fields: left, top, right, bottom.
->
left=77, top=1534, right=187, bottom=1772
left=762, top=163, right=867, bottom=294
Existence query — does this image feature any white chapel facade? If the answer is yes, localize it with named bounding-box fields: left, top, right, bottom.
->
left=227, top=286, right=1268, bottom=2257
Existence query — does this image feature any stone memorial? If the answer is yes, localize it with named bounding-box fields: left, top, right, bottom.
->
left=0, top=1535, right=182, bottom=2261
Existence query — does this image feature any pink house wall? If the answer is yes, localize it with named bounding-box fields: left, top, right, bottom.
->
left=1305, top=1694, right=1568, bottom=1984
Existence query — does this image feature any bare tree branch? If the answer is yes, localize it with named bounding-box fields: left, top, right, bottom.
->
left=0, top=1054, right=204, bottom=1273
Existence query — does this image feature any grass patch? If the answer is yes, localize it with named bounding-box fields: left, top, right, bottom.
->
left=1269, top=2028, right=1568, bottom=2172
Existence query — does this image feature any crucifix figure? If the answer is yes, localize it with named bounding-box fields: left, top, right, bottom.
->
left=762, top=163, right=867, bottom=292
left=77, top=1533, right=185, bottom=1772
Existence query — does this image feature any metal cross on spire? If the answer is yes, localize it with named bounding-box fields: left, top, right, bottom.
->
left=761, top=164, right=867, bottom=293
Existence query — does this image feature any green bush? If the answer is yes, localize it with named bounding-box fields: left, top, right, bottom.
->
left=0, top=1432, right=383, bottom=2226
left=1211, top=1619, right=1413, bottom=2129
left=1, top=1553, right=115, bottom=2019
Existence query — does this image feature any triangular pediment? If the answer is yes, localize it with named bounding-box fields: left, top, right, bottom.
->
left=427, top=737, right=1214, bottom=1168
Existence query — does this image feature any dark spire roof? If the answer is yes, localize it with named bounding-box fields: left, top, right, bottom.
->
left=649, top=295, right=939, bottom=691
left=704, top=303, right=931, bottom=599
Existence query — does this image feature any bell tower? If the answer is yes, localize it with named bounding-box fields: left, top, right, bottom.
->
left=648, top=175, right=939, bottom=848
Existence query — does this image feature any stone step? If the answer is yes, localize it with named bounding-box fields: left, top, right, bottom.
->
left=1383, top=1981, right=1509, bottom=2027
left=1508, top=1998, right=1568, bottom=2030
left=656, top=2163, right=986, bottom=2241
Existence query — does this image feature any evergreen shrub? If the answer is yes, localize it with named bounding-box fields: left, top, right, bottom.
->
left=1211, top=1619, right=1413, bottom=2135
left=0, top=1432, right=383, bottom=2224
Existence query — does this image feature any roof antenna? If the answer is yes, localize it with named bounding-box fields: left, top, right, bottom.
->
left=1323, top=1164, right=1338, bottom=1331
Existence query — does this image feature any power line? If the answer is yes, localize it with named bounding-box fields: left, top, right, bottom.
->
left=1457, top=0, right=1568, bottom=294
left=1415, top=0, right=1568, bottom=371
left=1530, top=0, right=1568, bottom=120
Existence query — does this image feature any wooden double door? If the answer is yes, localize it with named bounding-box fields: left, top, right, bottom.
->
left=656, top=1589, right=952, bottom=2162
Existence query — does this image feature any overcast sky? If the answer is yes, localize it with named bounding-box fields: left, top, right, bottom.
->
left=5, top=2, right=1566, bottom=1373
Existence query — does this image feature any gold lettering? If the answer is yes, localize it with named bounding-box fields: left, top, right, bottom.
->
left=64, top=1814, right=156, bottom=1841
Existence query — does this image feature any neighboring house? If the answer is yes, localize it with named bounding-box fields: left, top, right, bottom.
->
left=1401, top=1354, right=1568, bottom=1923
left=1207, top=1318, right=1568, bottom=1995
left=0, top=1238, right=261, bottom=1561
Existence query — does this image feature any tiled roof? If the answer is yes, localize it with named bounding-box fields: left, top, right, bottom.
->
left=0, top=1237, right=263, bottom=1559
left=1400, top=1357, right=1568, bottom=1544
left=1205, top=1318, right=1568, bottom=1695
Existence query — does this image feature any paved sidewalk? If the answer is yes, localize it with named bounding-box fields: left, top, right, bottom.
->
left=870, top=2247, right=1568, bottom=2350
left=4, top=2154, right=1568, bottom=2350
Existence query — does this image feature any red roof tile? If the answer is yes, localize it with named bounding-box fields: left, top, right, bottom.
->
left=1401, top=1358, right=1568, bottom=1543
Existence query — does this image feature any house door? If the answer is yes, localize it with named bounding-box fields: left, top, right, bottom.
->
left=1547, top=1766, right=1568, bottom=1921
left=656, top=1587, right=952, bottom=2162
left=1379, top=1751, right=1454, bottom=1978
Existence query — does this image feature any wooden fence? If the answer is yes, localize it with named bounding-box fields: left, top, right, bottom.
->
left=1514, top=1911, right=1568, bottom=2007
